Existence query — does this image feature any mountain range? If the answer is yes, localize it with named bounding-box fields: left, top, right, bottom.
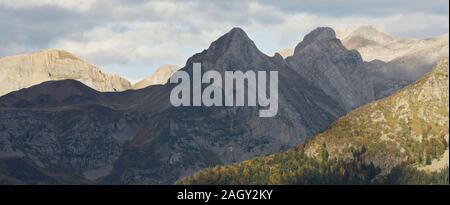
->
left=278, top=26, right=449, bottom=81
left=0, top=50, right=180, bottom=96
left=0, top=26, right=447, bottom=184
left=178, top=59, right=449, bottom=185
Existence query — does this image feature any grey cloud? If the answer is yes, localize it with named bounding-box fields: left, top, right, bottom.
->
left=0, top=4, right=105, bottom=56
left=0, top=0, right=448, bottom=79
left=256, top=0, right=449, bottom=17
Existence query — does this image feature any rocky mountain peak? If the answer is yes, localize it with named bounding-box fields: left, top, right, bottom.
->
left=306, top=27, right=336, bottom=40
left=287, top=27, right=374, bottom=111
left=228, top=27, right=248, bottom=38
left=294, top=27, right=337, bottom=54
left=202, top=27, right=261, bottom=59
left=211, top=27, right=254, bottom=48
left=185, top=27, right=268, bottom=73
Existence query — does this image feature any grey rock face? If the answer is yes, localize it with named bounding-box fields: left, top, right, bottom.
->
left=288, top=27, right=368, bottom=110
left=287, top=27, right=410, bottom=111
left=0, top=107, right=139, bottom=184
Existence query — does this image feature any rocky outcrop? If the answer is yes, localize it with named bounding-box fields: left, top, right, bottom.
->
left=0, top=49, right=132, bottom=96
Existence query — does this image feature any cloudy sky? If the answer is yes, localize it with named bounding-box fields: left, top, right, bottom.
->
left=0, top=0, right=448, bottom=81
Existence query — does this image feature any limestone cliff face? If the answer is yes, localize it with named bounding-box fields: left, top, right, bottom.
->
left=132, top=64, right=179, bottom=89
left=0, top=49, right=131, bottom=96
